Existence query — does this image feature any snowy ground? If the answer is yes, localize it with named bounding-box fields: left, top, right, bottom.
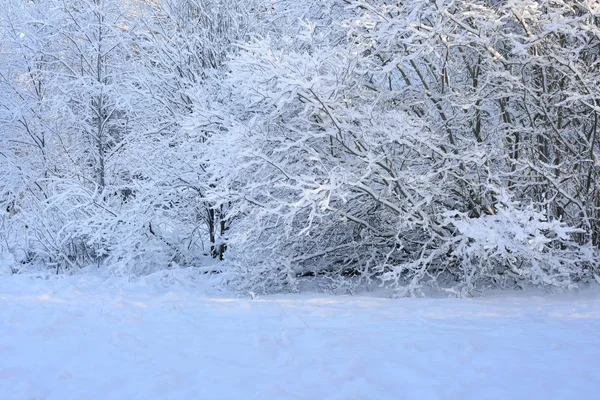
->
left=0, top=270, right=599, bottom=400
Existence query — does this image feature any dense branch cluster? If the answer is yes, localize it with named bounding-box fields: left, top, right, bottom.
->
left=1, top=0, right=599, bottom=295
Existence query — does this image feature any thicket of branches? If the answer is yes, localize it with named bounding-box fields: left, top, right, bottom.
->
left=1, top=0, right=599, bottom=295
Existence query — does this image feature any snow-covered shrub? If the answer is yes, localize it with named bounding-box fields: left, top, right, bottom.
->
left=198, top=0, right=600, bottom=294
left=443, top=202, right=592, bottom=292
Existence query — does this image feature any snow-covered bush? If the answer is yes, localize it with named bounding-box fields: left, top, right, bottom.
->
left=197, top=0, right=599, bottom=294
left=443, top=201, right=593, bottom=292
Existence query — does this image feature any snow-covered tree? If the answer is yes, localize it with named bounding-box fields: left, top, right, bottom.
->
left=121, top=0, right=263, bottom=263
left=0, top=0, right=142, bottom=271
left=1, top=0, right=597, bottom=294
left=197, top=0, right=599, bottom=294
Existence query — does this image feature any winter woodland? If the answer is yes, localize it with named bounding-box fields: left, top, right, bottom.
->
left=1, top=0, right=599, bottom=295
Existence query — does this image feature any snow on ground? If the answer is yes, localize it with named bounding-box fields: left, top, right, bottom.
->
left=0, top=270, right=599, bottom=400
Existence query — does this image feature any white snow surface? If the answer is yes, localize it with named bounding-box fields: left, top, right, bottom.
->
left=0, top=269, right=599, bottom=400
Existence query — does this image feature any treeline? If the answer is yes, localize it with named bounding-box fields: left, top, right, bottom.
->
left=1, top=0, right=599, bottom=295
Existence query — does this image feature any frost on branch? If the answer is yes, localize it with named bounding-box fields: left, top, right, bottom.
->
left=199, top=0, right=599, bottom=294
left=1, top=0, right=598, bottom=294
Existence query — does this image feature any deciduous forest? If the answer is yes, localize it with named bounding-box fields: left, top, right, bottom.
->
left=2, top=0, right=599, bottom=295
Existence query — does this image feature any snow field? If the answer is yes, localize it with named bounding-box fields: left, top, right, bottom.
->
left=0, top=272, right=599, bottom=400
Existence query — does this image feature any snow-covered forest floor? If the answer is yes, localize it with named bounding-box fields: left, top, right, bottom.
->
left=1, top=269, right=598, bottom=400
